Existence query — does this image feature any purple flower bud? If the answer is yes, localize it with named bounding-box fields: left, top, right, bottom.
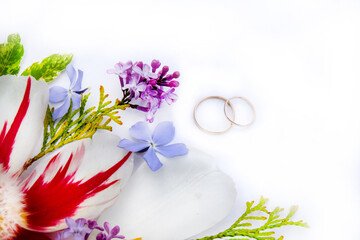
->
left=148, top=79, right=158, bottom=86
left=172, top=71, right=180, bottom=78
left=162, top=66, right=169, bottom=75
left=168, top=81, right=179, bottom=87
left=165, top=74, right=173, bottom=81
left=88, top=220, right=104, bottom=231
left=96, top=232, right=106, bottom=240
left=151, top=59, right=161, bottom=72
left=136, top=61, right=143, bottom=69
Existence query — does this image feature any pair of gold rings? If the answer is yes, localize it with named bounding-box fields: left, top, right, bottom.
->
left=193, top=96, right=256, bottom=134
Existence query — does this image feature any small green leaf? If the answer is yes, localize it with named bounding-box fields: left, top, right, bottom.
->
left=21, top=53, right=73, bottom=82
left=0, top=33, right=24, bottom=76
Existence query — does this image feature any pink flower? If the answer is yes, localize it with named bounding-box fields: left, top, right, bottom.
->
left=0, top=76, right=133, bottom=240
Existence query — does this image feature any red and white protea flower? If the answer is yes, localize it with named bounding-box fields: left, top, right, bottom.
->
left=0, top=76, right=133, bottom=240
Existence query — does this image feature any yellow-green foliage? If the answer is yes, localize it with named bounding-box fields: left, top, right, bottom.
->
left=21, top=53, right=73, bottom=82
left=195, top=197, right=308, bottom=240
left=1, top=33, right=71, bottom=82
left=23, top=86, right=128, bottom=171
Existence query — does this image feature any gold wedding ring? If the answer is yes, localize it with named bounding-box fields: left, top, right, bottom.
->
left=224, top=96, right=256, bottom=127
left=194, top=95, right=256, bottom=134
left=193, top=96, right=235, bottom=134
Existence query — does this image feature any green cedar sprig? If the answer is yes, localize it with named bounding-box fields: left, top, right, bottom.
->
left=23, top=85, right=128, bottom=171
left=195, top=197, right=308, bottom=240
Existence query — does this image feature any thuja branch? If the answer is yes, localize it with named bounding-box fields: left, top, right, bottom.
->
left=195, top=197, right=308, bottom=240
left=23, top=86, right=128, bottom=171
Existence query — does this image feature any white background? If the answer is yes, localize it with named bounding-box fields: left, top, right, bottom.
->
left=2, top=0, right=360, bottom=239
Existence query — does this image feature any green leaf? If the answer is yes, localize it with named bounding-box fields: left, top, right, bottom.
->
left=21, top=53, right=73, bottom=82
left=0, top=33, right=24, bottom=76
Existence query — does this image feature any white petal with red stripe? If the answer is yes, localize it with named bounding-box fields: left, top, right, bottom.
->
left=0, top=75, right=48, bottom=175
left=20, top=132, right=133, bottom=232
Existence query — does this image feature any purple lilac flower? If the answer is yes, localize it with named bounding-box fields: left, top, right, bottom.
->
left=57, top=218, right=126, bottom=240
left=108, top=59, right=181, bottom=123
left=140, top=85, right=158, bottom=101
left=161, top=88, right=178, bottom=105
left=55, top=232, right=63, bottom=240
left=49, top=64, right=87, bottom=120
left=96, top=222, right=125, bottom=240
left=135, top=61, right=143, bottom=69
left=62, top=218, right=91, bottom=240
left=118, top=121, right=188, bottom=171
left=96, top=232, right=107, bottom=240
left=139, top=96, right=161, bottom=123
left=133, top=63, right=158, bottom=80
left=123, top=73, right=147, bottom=100
left=107, top=61, right=133, bottom=87
left=82, top=219, right=104, bottom=240
left=145, top=100, right=160, bottom=123
left=87, top=219, right=104, bottom=231
left=108, top=61, right=132, bottom=77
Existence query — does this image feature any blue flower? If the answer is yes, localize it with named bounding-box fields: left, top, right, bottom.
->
left=118, top=121, right=188, bottom=171
left=49, top=64, right=87, bottom=120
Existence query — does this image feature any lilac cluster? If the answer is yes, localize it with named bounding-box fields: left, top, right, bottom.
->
left=55, top=218, right=125, bottom=240
left=107, top=60, right=180, bottom=123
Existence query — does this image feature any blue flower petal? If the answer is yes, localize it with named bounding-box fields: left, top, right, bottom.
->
left=129, top=122, right=152, bottom=142
left=53, top=97, right=71, bottom=120
left=152, top=121, right=175, bottom=146
left=143, top=147, right=163, bottom=171
left=71, top=93, right=82, bottom=110
left=156, top=143, right=188, bottom=158
left=72, top=69, right=83, bottom=91
left=118, top=139, right=150, bottom=152
left=66, top=64, right=77, bottom=87
left=49, top=86, right=68, bottom=103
